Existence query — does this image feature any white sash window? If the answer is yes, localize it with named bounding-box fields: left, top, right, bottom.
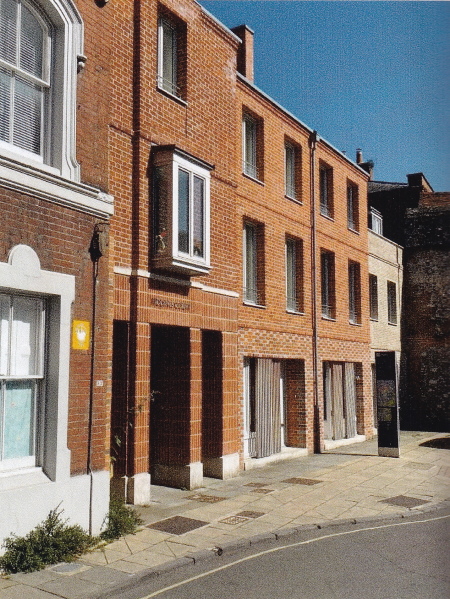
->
left=0, top=0, right=50, bottom=160
left=0, top=292, right=45, bottom=470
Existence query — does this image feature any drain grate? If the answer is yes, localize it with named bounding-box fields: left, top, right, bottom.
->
left=236, top=510, right=265, bottom=519
left=245, top=482, right=269, bottom=488
left=147, top=516, right=209, bottom=535
left=219, top=515, right=250, bottom=525
left=251, top=488, right=273, bottom=494
left=186, top=494, right=226, bottom=503
left=283, top=477, right=323, bottom=486
left=379, top=495, right=430, bottom=508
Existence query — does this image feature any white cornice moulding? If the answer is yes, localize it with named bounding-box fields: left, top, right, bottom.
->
left=0, top=156, right=114, bottom=218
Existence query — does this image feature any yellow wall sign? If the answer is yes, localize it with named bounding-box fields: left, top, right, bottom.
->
left=72, top=320, right=91, bottom=350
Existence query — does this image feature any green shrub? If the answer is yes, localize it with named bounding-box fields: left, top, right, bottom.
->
left=0, top=508, right=97, bottom=574
left=100, top=497, right=143, bottom=541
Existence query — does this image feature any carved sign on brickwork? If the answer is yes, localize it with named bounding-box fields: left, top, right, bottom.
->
left=152, top=297, right=190, bottom=311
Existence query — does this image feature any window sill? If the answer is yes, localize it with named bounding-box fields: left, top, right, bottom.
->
left=156, top=85, right=188, bottom=106
left=153, top=255, right=211, bottom=277
left=242, top=172, right=264, bottom=186
left=349, top=320, right=362, bottom=326
left=388, top=321, right=398, bottom=326
left=243, top=300, right=266, bottom=309
left=320, top=212, right=334, bottom=222
left=321, top=315, right=336, bottom=322
left=287, top=309, right=305, bottom=316
left=370, top=317, right=379, bottom=322
left=348, top=227, right=360, bottom=235
left=0, top=466, right=50, bottom=491
left=0, top=154, right=114, bottom=218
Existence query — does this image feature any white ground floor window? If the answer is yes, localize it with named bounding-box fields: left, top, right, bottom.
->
left=0, top=293, right=45, bottom=471
left=0, top=244, right=74, bottom=480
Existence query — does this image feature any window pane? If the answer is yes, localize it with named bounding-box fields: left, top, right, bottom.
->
left=0, top=295, right=9, bottom=376
left=320, top=169, right=328, bottom=214
left=388, top=281, right=397, bottom=324
left=0, top=0, right=17, bottom=65
left=321, top=252, right=334, bottom=318
left=161, top=20, right=176, bottom=94
left=244, top=117, right=256, bottom=178
left=20, top=3, right=43, bottom=79
left=369, top=275, right=378, bottom=320
left=13, top=76, right=42, bottom=154
left=2, top=380, right=35, bottom=459
left=193, top=175, right=204, bottom=257
left=0, top=68, right=11, bottom=142
left=10, top=295, right=42, bottom=376
left=178, top=169, right=189, bottom=254
left=347, top=186, right=354, bottom=228
left=286, top=239, right=296, bottom=311
left=285, top=145, right=295, bottom=198
left=244, top=224, right=257, bottom=303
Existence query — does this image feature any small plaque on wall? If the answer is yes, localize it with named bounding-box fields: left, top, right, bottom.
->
left=72, top=320, right=90, bottom=350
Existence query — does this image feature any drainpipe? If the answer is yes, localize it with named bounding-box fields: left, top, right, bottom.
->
left=309, top=131, right=321, bottom=453
left=87, top=223, right=108, bottom=534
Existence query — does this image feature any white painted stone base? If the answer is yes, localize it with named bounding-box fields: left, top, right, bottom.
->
left=323, top=434, right=366, bottom=451
left=0, top=470, right=110, bottom=552
left=244, top=446, right=308, bottom=470
left=152, top=462, right=203, bottom=490
left=203, top=453, right=240, bottom=479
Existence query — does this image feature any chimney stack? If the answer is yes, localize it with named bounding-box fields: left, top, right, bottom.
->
left=356, top=148, right=374, bottom=180
left=232, top=25, right=254, bottom=82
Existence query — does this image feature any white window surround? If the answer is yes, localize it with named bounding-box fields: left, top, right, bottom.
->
left=153, top=146, right=212, bottom=276
left=0, top=1, right=113, bottom=218
left=0, top=244, right=74, bottom=487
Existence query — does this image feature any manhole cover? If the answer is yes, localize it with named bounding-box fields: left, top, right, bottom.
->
left=186, top=494, right=226, bottom=503
left=283, top=477, right=323, bottom=485
left=236, top=510, right=265, bottom=519
left=379, top=495, right=430, bottom=508
left=245, top=482, right=269, bottom=488
left=219, top=516, right=250, bottom=525
left=147, top=516, right=208, bottom=535
left=251, top=488, right=273, bottom=494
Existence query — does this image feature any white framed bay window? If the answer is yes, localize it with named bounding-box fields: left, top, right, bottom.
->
left=153, top=146, right=212, bottom=276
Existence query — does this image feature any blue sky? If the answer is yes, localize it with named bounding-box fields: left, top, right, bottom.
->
left=199, top=1, right=450, bottom=191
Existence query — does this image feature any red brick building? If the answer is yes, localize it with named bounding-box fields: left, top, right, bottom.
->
left=107, top=0, right=374, bottom=503
left=0, top=0, right=377, bottom=545
left=0, top=0, right=113, bottom=542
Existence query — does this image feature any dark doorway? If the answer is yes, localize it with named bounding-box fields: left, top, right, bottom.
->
left=150, top=326, right=190, bottom=483
left=202, top=330, right=223, bottom=472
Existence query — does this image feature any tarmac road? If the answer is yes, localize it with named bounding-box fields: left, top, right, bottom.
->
left=107, top=508, right=450, bottom=599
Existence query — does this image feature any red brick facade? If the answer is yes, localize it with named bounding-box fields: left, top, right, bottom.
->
left=104, top=0, right=373, bottom=500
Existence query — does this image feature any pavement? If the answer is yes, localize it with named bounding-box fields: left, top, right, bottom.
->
left=1, top=431, right=449, bottom=599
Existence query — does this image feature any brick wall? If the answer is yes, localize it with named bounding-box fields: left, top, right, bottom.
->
left=401, top=198, right=450, bottom=431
